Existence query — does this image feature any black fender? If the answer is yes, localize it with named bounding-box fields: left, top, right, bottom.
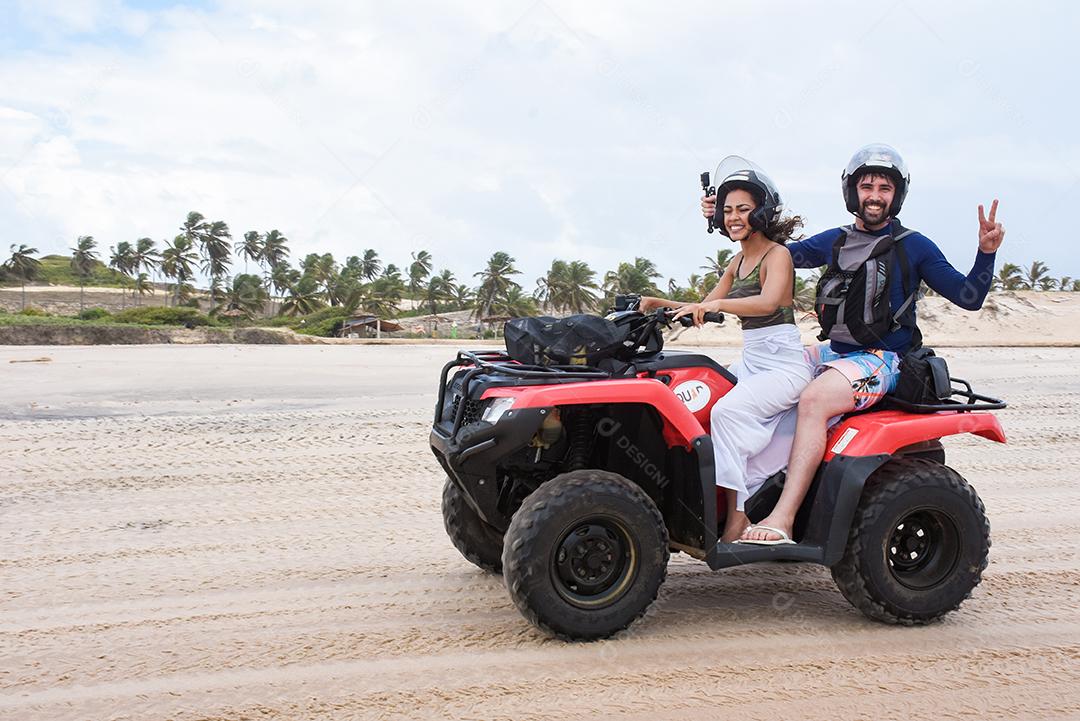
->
left=706, top=453, right=891, bottom=570
left=804, top=453, right=892, bottom=566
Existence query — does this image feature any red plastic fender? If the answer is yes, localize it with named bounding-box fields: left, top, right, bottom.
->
left=481, top=379, right=707, bottom=449
left=822, top=409, right=1007, bottom=461
left=638, top=366, right=737, bottom=433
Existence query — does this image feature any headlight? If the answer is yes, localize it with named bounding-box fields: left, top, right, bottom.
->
left=481, top=397, right=515, bottom=423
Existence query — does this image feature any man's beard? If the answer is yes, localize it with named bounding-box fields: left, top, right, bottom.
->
left=860, top=200, right=888, bottom=223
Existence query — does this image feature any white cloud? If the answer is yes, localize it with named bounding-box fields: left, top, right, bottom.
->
left=0, top=0, right=1076, bottom=285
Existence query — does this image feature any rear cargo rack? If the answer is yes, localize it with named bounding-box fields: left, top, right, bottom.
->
left=884, top=377, right=1007, bottom=413
left=434, top=349, right=610, bottom=435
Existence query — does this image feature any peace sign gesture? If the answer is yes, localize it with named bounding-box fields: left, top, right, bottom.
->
left=978, top=199, right=1005, bottom=253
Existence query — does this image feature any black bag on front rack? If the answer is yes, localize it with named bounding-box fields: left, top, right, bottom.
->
left=892, top=346, right=953, bottom=407
left=504, top=314, right=646, bottom=367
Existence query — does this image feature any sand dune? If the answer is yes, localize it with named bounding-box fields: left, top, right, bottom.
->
left=2, top=344, right=1079, bottom=720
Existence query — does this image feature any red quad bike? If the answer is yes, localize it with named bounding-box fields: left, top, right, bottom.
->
left=430, top=296, right=1007, bottom=641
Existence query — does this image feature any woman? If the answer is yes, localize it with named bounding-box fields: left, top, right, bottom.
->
left=639, top=156, right=810, bottom=544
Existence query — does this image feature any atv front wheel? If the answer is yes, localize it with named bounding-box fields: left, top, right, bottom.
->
left=502, top=470, right=669, bottom=641
left=442, top=477, right=504, bottom=573
left=831, top=458, right=990, bottom=625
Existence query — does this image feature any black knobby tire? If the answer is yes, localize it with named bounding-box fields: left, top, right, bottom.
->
left=502, top=469, right=669, bottom=641
left=442, top=477, right=504, bottom=573
left=831, top=457, right=990, bottom=625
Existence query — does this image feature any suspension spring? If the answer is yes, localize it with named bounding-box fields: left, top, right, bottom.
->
left=566, top=409, right=594, bottom=471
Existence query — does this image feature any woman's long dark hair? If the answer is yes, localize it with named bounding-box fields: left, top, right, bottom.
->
left=764, top=214, right=805, bottom=244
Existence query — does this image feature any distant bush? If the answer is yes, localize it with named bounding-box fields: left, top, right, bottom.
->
left=18, top=307, right=50, bottom=317
left=265, top=307, right=351, bottom=336
left=294, top=314, right=347, bottom=337
left=112, top=306, right=219, bottom=327
left=77, top=307, right=112, bottom=320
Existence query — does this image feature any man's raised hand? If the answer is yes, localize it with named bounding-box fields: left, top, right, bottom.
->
left=978, top=199, right=1005, bottom=253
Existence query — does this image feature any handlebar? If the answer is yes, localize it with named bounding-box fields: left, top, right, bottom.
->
left=668, top=308, right=725, bottom=327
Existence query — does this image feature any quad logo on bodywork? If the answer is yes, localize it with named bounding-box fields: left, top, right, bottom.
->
left=672, top=380, right=711, bottom=412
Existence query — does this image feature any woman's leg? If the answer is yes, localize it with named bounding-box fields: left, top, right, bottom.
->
left=720, top=487, right=749, bottom=543
left=710, top=367, right=806, bottom=518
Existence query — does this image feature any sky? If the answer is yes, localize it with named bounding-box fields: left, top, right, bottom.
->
left=1, top=0, right=1076, bottom=288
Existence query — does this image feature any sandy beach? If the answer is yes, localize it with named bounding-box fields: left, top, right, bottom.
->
left=2, top=343, right=1080, bottom=720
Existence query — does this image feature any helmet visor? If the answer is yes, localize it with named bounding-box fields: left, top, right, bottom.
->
left=845, top=143, right=908, bottom=181
left=714, top=155, right=780, bottom=203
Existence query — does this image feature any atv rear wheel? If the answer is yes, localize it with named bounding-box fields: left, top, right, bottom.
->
left=831, top=457, right=990, bottom=625
left=502, top=470, right=668, bottom=641
left=442, top=477, right=504, bottom=573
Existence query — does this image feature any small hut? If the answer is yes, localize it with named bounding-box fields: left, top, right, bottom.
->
left=339, top=314, right=403, bottom=339
left=480, top=315, right=512, bottom=339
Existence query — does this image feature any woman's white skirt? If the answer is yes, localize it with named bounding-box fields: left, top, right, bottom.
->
left=710, top=324, right=811, bottom=511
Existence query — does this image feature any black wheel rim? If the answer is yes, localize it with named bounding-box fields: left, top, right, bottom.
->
left=886, top=508, right=961, bottom=590
left=551, top=516, right=637, bottom=609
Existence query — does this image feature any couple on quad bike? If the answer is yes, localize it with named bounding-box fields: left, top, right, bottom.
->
left=637, top=143, right=1006, bottom=546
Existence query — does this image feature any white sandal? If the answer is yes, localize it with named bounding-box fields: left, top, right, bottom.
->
left=735, top=524, right=795, bottom=546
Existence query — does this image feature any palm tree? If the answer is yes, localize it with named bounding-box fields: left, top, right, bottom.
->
left=1024, top=261, right=1050, bottom=290
left=408, top=250, right=433, bottom=298
left=161, top=235, right=198, bottom=306
left=261, top=230, right=290, bottom=314
left=360, top=248, right=382, bottom=281
left=492, top=286, right=538, bottom=318
left=474, top=251, right=522, bottom=319
left=239, top=231, right=264, bottom=274
left=701, top=249, right=734, bottom=277
left=346, top=275, right=403, bottom=318
left=602, top=257, right=662, bottom=298
left=535, top=259, right=569, bottom=310
left=70, top=236, right=98, bottom=312
left=1038, top=276, right=1058, bottom=291
left=132, top=238, right=160, bottom=291
left=262, top=230, right=290, bottom=269
left=560, top=260, right=599, bottom=313
left=133, top=272, right=153, bottom=306
left=3, top=244, right=42, bottom=310
left=197, top=219, right=232, bottom=311
left=280, top=276, right=326, bottom=316
left=994, top=262, right=1023, bottom=291
left=423, top=269, right=456, bottom=315
left=1058, top=276, right=1072, bottom=292
left=215, top=273, right=269, bottom=318
left=269, top=262, right=297, bottom=316
left=325, top=268, right=358, bottom=308
left=108, top=241, right=136, bottom=309
left=313, top=253, right=339, bottom=302
left=450, top=283, right=474, bottom=311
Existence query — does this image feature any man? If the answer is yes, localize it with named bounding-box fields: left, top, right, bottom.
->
left=700, top=143, right=1005, bottom=544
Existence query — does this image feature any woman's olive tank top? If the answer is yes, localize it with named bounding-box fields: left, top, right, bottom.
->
left=727, top=246, right=796, bottom=330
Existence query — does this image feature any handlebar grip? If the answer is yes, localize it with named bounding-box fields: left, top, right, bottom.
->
left=675, top=311, right=725, bottom=327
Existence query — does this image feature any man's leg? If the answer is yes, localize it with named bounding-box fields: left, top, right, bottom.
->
left=741, top=369, right=855, bottom=542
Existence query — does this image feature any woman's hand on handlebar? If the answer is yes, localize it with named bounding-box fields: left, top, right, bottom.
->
left=672, top=300, right=721, bottom=327
left=637, top=296, right=668, bottom=313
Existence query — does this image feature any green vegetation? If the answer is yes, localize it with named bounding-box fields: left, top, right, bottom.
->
left=77, top=307, right=112, bottom=321
left=0, top=310, right=149, bottom=328
left=3, top=254, right=128, bottom=288
left=110, top=306, right=221, bottom=327
left=4, top=209, right=1073, bottom=343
